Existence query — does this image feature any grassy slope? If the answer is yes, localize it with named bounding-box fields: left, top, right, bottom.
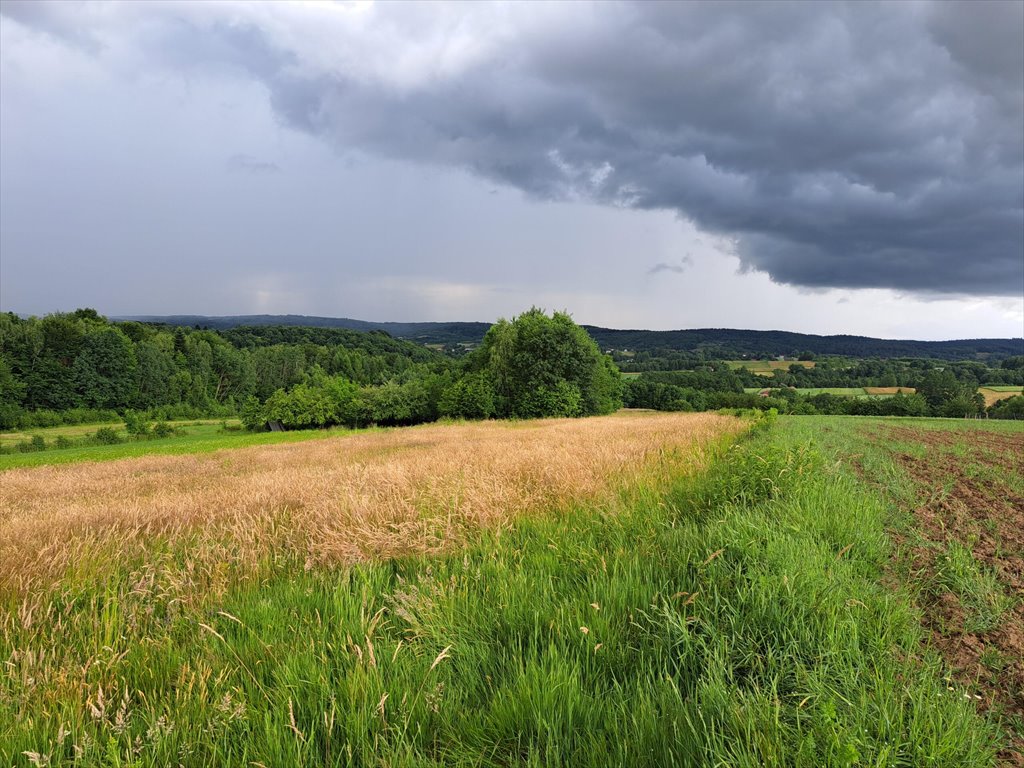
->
left=0, top=416, right=1006, bottom=766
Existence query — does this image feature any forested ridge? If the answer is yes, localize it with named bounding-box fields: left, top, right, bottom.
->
left=120, top=314, right=1024, bottom=360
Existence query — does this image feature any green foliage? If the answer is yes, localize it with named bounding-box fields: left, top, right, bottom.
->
left=932, top=542, right=1012, bottom=633
left=122, top=410, right=151, bottom=437
left=93, top=427, right=122, bottom=445
left=475, top=308, right=622, bottom=418
left=239, top=395, right=266, bottom=431
left=439, top=372, right=495, bottom=419
left=988, top=395, right=1024, bottom=420
left=73, top=327, right=138, bottom=409
left=151, top=421, right=176, bottom=438
left=0, top=311, right=447, bottom=425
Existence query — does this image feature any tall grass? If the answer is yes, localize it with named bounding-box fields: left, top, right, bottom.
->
left=0, top=413, right=1001, bottom=765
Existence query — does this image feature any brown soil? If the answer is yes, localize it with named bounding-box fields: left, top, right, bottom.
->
left=873, top=425, right=1024, bottom=765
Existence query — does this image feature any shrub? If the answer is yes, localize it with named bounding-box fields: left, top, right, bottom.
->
left=94, top=427, right=122, bottom=445
left=151, top=421, right=176, bottom=438
left=123, top=410, right=151, bottom=437
left=55, top=435, right=73, bottom=449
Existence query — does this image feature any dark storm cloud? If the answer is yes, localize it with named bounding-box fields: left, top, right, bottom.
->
left=6, top=1, right=1022, bottom=296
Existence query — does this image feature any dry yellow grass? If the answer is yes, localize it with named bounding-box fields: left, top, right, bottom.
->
left=978, top=387, right=1022, bottom=407
left=0, top=412, right=744, bottom=598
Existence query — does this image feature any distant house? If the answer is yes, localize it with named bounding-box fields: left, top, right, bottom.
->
left=758, top=389, right=772, bottom=397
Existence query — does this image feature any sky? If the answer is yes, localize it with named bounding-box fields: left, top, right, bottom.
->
left=1, top=0, right=1022, bottom=339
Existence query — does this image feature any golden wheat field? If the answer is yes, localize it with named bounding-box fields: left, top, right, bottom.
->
left=0, top=412, right=744, bottom=598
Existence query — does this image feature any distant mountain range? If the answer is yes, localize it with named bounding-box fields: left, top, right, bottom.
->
left=116, top=314, right=1024, bottom=360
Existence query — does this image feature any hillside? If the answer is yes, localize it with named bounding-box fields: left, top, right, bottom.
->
left=119, top=314, right=1024, bottom=360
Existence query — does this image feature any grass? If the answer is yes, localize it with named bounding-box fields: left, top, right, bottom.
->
left=0, top=412, right=1009, bottom=765
left=0, top=421, right=357, bottom=471
left=0, top=422, right=132, bottom=445
left=787, top=414, right=1023, bottom=757
left=932, top=542, right=1012, bottom=634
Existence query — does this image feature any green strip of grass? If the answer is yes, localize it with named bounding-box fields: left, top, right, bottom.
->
left=0, top=423, right=366, bottom=470
left=0, top=419, right=1001, bottom=765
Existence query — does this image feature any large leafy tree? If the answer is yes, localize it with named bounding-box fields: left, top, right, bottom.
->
left=73, top=327, right=138, bottom=409
left=474, top=308, right=622, bottom=419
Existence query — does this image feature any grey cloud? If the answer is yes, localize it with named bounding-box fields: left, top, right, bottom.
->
left=648, top=263, right=684, bottom=276
left=649, top=254, right=694, bottom=275
left=5, top=1, right=1022, bottom=296
left=226, top=154, right=281, bottom=174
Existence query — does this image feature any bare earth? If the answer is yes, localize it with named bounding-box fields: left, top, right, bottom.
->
left=877, top=425, right=1024, bottom=765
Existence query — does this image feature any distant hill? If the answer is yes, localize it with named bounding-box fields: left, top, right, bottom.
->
left=117, top=314, right=1024, bottom=361
left=119, top=314, right=491, bottom=347
left=580, top=327, right=1024, bottom=361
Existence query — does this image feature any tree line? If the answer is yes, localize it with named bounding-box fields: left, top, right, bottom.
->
left=623, top=367, right=1024, bottom=419
left=0, top=308, right=623, bottom=431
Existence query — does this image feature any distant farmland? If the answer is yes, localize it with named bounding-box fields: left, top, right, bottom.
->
left=979, top=386, right=1024, bottom=406
left=726, top=359, right=816, bottom=375
left=741, top=385, right=1023, bottom=402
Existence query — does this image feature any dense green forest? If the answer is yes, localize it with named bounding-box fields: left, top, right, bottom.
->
left=0, top=310, right=445, bottom=429
left=0, top=309, right=622, bottom=431
left=120, top=314, right=1023, bottom=361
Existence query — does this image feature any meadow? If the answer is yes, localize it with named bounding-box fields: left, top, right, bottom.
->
left=0, top=420, right=362, bottom=471
left=1, top=412, right=1020, bottom=765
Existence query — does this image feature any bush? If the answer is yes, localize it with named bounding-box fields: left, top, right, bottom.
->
left=55, top=435, right=73, bottom=449
left=15, top=436, right=47, bottom=453
left=123, top=410, right=151, bottom=436
left=22, top=410, right=63, bottom=428
left=0, top=404, right=24, bottom=430
left=94, top=427, right=122, bottom=445
left=439, top=373, right=495, bottom=420
left=988, top=395, right=1024, bottom=420
left=239, top=396, right=267, bottom=432
left=151, top=421, right=176, bottom=438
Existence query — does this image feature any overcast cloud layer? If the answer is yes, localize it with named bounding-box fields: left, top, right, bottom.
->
left=1, top=1, right=1022, bottom=335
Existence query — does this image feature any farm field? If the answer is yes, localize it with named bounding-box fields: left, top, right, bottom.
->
left=2, top=412, right=1020, bottom=765
left=805, top=416, right=1024, bottom=765
left=741, top=385, right=1022, bottom=403
left=725, top=359, right=816, bottom=375
left=743, top=387, right=867, bottom=396
left=979, top=386, right=1024, bottom=407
